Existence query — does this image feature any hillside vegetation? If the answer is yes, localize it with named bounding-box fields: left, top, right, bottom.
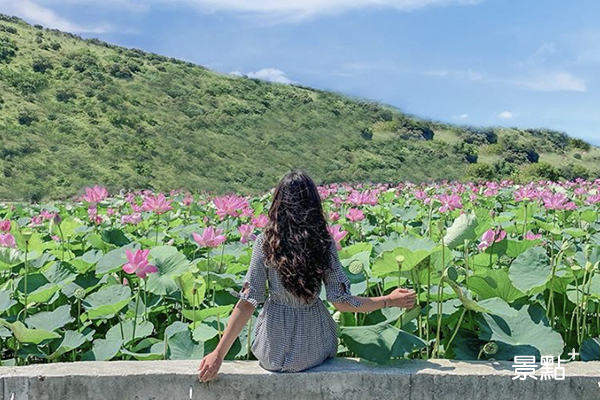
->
left=0, top=14, right=599, bottom=201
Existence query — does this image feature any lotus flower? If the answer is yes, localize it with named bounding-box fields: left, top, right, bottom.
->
left=239, top=224, right=256, bottom=244
left=251, top=215, right=269, bottom=229
left=346, top=208, right=365, bottom=222
left=0, top=233, right=16, bottom=248
left=328, top=225, right=348, bottom=250
left=83, top=185, right=109, bottom=203
left=193, top=226, right=227, bottom=248
left=122, top=213, right=142, bottom=225
left=329, top=211, right=340, bottom=222
left=122, top=249, right=158, bottom=279
left=142, top=193, right=173, bottom=214
left=0, top=220, right=11, bottom=232
left=213, top=195, right=249, bottom=219
left=477, top=228, right=506, bottom=251
left=437, top=194, right=463, bottom=213
left=525, top=231, right=542, bottom=241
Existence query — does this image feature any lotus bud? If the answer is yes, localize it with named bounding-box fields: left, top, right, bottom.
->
left=53, top=213, right=62, bottom=225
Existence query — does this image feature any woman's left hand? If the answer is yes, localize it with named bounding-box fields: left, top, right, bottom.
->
left=197, top=350, right=224, bottom=382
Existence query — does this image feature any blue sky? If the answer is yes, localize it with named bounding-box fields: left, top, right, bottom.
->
left=1, top=0, right=599, bottom=144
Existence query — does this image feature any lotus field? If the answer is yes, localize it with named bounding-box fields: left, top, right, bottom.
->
left=2, top=179, right=600, bottom=366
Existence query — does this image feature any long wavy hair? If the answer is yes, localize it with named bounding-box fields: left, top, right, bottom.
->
left=262, top=170, right=333, bottom=303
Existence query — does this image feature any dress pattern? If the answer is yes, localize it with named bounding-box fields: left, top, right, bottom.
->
left=228, top=232, right=363, bottom=372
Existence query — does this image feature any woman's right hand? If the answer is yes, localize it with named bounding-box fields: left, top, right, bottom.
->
left=385, top=288, right=416, bottom=309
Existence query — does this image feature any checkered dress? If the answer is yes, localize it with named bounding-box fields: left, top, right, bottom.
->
left=229, top=232, right=363, bottom=372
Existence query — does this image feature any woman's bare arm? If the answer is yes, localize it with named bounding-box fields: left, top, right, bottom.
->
left=197, top=299, right=255, bottom=382
left=330, top=288, right=416, bottom=313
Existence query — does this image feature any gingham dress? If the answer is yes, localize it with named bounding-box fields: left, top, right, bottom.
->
left=229, top=232, right=363, bottom=372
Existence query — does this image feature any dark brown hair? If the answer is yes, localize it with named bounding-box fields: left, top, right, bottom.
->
left=262, top=170, right=333, bottom=302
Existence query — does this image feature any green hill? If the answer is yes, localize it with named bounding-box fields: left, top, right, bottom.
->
left=0, top=14, right=598, bottom=201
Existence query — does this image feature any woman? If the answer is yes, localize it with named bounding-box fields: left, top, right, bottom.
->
left=197, top=170, right=416, bottom=382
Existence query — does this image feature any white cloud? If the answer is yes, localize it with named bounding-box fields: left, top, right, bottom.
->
left=516, top=72, right=586, bottom=92
left=459, top=113, right=469, bottom=119
left=229, top=71, right=243, bottom=77
left=246, top=68, right=294, bottom=84
left=498, top=111, right=513, bottom=119
left=0, top=0, right=111, bottom=33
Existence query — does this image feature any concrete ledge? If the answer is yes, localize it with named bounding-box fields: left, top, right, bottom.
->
left=1, top=358, right=600, bottom=400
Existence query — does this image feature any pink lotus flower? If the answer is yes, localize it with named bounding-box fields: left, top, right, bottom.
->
left=329, top=211, right=340, bottom=222
left=122, top=213, right=142, bottom=225
left=477, top=228, right=506, bottom=251
left=183, top=194, right=193, bottom=207
left=88, top=206, right=102, bottom=225
left=40, top=210, right=56, bottom=221
left=122, top=249, right=158, bottom=279
left=106, top=208, right=115, bottom=216
left=0, top=233, right=16, bottom=248
left=328, top=225, right=348, bottom=250
left=51, top=235, right=61, bottom=242
left=251, top=215, right=269, bottom=229
left=29, top=215, right=44, bottom=226
left=525, top=231, right=542, bottom=241
left=240, top=206, right=254, bottom=218
left=586, top=194, right=600, bottom=205
left=83, top=185, right=109, bottom=203
left=437, top=194, right=463, bottom=213
left=346, top=208, right=365, bottom=222
left=213, top=195, right=249, bottom=219
left=238, top=224, right=256, bottom=244
left=542, top=192, right=571, bottom=210
left=122, top=277, right=129, bottom=286
left=0, top=220, right=11, bottom=232
left=142, top=193, right=173, bottom=214
left=193, top=226, right=227, bottom=248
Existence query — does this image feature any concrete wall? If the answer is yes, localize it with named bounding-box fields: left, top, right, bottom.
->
left=1, top=358, right=599, bottom=400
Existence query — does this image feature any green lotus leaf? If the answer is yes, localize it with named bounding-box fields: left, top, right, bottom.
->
left=82, top=284, right=132, bottom=319
left=478, top=304, right=564, bottom=360
left=47, top=330, right=86, bottom=360
left=0, top=319, right=60, bottom=344
left=0, top=290, right=16, bottom=313
left=81, top=338, right=122, bottom=361
left=182, top=304, right=234, bottom=322
left=508, top=247, right=551, bottom=295
left=580, top=337, right=600, bottom=361
left=25, top=304, right=74, bottom=331
left=145, top=246, right=191, bottom=295
left=468, top=269, right=526, bottom=303
left=340, top=317, right=427, bottom=364
left=443, top=212, right=478, bottom=249
left=167, top=330, right=206, bottom=360
left=106, top=319, right=154, bottom=344
left=176, top=272, right=206, bottom=308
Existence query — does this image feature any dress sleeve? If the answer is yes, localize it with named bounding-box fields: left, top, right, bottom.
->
left=228, top=234, right=268, bottom=307
left=323, top=240, right=363, bottom=308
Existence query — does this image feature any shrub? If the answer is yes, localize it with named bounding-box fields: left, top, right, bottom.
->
left=32, top=57, right=53, bottom=73
left=569, top=138, right=591, bottom=152
left=0, top=36, right=18, bottom=63
left=18, top=111, right=38, bottom=126
left=465, top=163, right=494, bottom=180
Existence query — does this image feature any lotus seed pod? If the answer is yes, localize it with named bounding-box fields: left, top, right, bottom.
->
left=74, top=288, right=86, bottom=300
left=349, top=259, right=364, bottom=274
left=395, top=255, right=405, bottom=267
left=22, top=230, right=33, bottom=241
left=483, top=341, right=498, bottom=355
